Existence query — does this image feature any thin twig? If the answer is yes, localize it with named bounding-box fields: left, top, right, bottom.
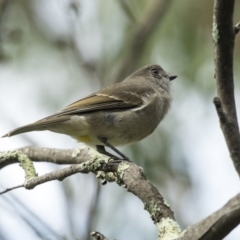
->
left=85, top=178, right=101, bottom=240
left=0, top=184, right=23, bottom=195
left=0, top=189, right=64, bottom=239
left=0, top=157, right=108, bottom=194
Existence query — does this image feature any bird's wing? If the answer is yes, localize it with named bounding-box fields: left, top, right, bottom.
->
left=2, top=82, right=154, bottom=137
left=57, top=93, right=135, bottom=115
left=35, top=81, right=151, bottom=124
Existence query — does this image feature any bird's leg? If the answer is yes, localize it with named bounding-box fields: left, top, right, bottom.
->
left=98, top=138, right=131, bottom=161
left=96, top=145, right=119, bottom=160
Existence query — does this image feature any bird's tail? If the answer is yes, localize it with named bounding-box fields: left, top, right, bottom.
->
left=2, top=123, right=46, bottom=138
left=2, top=115, right=69, bottom=138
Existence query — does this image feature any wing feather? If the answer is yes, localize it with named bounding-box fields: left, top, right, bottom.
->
left=40, top=81, right=149, bottom=120
left=2, top=80, right=154, bottom=137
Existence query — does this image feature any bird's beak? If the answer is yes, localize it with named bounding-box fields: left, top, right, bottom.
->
left=168, top=75, right=178, bottom=81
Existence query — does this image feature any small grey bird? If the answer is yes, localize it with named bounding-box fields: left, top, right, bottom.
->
left=2, top=64, right=177, bottom=160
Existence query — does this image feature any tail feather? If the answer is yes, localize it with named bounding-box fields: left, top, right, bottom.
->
left=2, top=123, right=45, bottom=138
left=2, top=116, right=69, bottom=138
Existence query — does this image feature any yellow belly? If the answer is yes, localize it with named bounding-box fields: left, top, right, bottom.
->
left=75, top=135, right=92, bottom=143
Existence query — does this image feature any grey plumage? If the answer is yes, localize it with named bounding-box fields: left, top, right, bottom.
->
left=2, top=64, right=176, bottom=159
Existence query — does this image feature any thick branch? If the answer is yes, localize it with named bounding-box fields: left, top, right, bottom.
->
left=91, top=191, right=240, bottom=240
left=213, top=0, right=240, bottom=176
left=2, top=146, right=240, bottom=239
left=0, top=147, right=179, bottom=239
left=178, top=193, right=240, bottom=240
left=0, top=146, right=88, bottom=169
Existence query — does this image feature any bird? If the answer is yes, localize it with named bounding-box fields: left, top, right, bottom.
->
left=2, top=64, right=177, bottom=161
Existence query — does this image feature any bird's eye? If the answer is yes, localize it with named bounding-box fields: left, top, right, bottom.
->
left=151, top=68, right=159, bottom=75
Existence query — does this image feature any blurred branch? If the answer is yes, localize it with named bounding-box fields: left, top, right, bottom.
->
left=212, top=0, right=240, bottom=176
left=0, top=0, right=8, bottom=23
left=60, top=179, right=76, bottom=239
left=0, top=147, right=179, bottom=240
left=0, top=0, right=9, bottom=61
left=85, top=178, right=101, bottom=240
left=111, top=0, right=173, bottom=83
left=117, top=0, right=136, bottom=22
left=0, top=190, right=65, bottom=239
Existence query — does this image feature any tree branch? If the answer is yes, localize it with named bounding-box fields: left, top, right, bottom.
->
left=177, top=193, right=240, bottom=240
left=0, top=146, right=89, bottom=169
left=212, top=0, right=240, bottom=176
left=0, top=147, right=180, bottom=239
left=0, top=0, right=8, bottom=23
left=0, top=0, right=10, bottom=61
left=2, top=146, right=240, bottom=239
left=0, top=184, right=23, bottom=194
left=85, top=178, right=101, bottom=240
